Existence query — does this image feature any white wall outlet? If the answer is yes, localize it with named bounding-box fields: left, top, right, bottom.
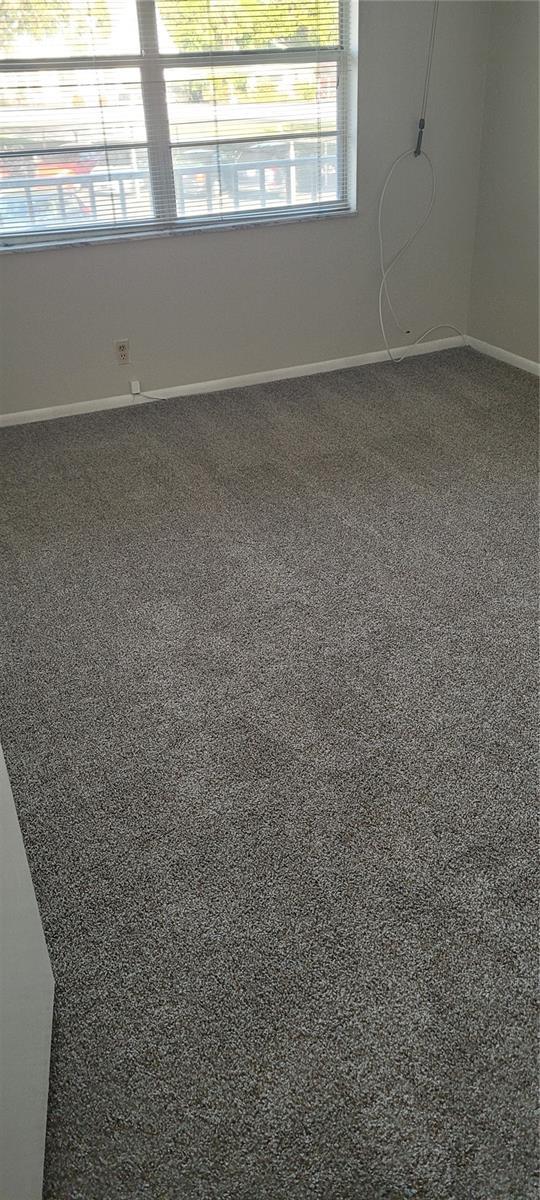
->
left=130, top=380, right=141, bottom=395
left=114, top=339, right=130, bottom=364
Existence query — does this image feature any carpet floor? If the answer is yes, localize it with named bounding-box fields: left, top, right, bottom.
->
left=0, top=348, right=537, bottom=1200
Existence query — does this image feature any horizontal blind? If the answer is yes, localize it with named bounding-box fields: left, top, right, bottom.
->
left=0, top=1, right=350, bottom=247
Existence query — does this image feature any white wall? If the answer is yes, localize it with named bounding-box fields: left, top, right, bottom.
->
left=0, top=745, right=54, bottom=1200
left=0, top=2, right=491, bottom=416
left=468, top=1, right=539, bottom=364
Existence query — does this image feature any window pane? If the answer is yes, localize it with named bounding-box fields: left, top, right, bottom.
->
left=165, top=64, right=337, bottom=144
left=172, top=135, right=338, bottom=219
left=0, top=148, right=152, bottom=233
left=0, top=69, right=146, bottom=153
left=172, top=145, right=219, bottom=219
left=0, top=1, right=140, bottom=59
left=156, top=1, right=340, bottom=53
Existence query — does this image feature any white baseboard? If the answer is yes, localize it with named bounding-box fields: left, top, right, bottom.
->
left=0, top=391, right=136, bottom=428
left=0, top=743, right=54, bottom=1200
left=0, top=336, right=463, bottom=428
left=1, top=335, right=537, bottom=431
left=467, top=336, right=540, bottom=378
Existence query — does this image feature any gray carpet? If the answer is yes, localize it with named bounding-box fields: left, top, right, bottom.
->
left=0, top=347, right=537, bottom=1200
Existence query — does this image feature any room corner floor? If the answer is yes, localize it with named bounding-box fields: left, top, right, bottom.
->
left=0, top=348, right=538, bottom=1200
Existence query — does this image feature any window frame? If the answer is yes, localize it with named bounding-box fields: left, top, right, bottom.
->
left=0, top=1, right=358, bottom=252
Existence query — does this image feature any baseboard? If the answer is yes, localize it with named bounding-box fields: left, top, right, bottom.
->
left=0, top=742, right=54, bottom=1200
left=0, top=336, right=463, bottom=428
left=467, top=337, right=540, bottom=378
left=0, top=391, right=136, bottom=429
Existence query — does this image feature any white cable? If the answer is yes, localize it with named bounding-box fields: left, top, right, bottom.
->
left=378, top=148, right=434, bottom=338
left=377, top=154, right=465, bottom=364
left=377, top=1, right=466, bottom=365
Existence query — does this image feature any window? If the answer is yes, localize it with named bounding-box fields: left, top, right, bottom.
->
left=0, top=1, right=357, bottom=250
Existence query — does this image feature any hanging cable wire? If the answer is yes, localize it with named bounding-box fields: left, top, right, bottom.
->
left=378, top=1, right=466, bottom=364
left=420, top=0, right=440, bottom=122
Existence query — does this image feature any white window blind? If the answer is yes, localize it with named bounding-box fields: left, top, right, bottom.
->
left=0, top=1, right=355, bottom=250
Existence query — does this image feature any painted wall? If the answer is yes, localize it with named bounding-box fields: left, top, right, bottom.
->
left=468, top=1, right=539, bottom=365
left=0, top=745, right=54, bottom=1200
left=0, top=2, right=491, bottom=416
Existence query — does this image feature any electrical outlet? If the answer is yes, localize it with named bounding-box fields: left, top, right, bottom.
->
left=114, top=339, right=130, bottom=364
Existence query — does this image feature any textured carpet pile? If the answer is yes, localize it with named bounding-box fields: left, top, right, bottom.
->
left=0, top=348, right=537, bottom=1199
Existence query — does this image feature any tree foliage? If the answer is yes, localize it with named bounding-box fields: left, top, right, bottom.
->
left=1, top=1, right=334, bottom=55
left=0, top=1, right=110, bottom=51
left=156, top=1, right=336, bottom=52
left=1, top=1, right=60, bottom=46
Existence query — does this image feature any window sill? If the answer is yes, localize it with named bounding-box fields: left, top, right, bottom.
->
left=0, top=201, right=356, bottom=255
